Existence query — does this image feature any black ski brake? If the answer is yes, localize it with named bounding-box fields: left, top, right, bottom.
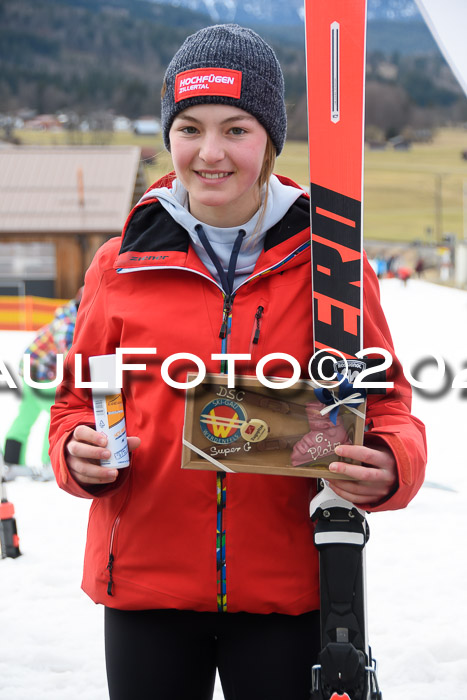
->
left=309, top=491, right=382, bottom=700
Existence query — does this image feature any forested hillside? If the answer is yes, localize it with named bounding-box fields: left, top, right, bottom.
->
left=1, top=0, right=466, bottom=138
left=0, top=0, right=211, bottom=116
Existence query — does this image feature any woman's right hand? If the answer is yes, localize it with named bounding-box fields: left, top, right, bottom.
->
left=66, top=425, right=141, bottom=486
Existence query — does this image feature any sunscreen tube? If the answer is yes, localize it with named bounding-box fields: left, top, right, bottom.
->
left=89, top=354, right=130, bottom=469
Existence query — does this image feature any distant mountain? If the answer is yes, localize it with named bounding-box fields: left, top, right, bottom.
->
left=144, top=0, right=438, bottom=55
left=367, top=0, right=420, bottom=21
left=142, top=0, right=441, bottom=55
left=148, top=0, right=303, bottom=26
left=147, top=0, right=421, bottom=26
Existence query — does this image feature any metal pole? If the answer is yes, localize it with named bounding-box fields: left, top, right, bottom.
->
left=463, top=180, right=467, bottom=241
left=435, top=173, right=443, bottom=243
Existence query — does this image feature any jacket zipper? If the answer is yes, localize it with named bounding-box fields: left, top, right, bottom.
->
left=252, top=305, right=264, bottom=345
left=219, top=293, right=234, bottom=339
left=217, top=300, right=264, bottom=612
left=106, top=515, right=120, bottom=595
left=106, top=477, right=132, bottom=596
left=217, top=290, right=232, bottom=612
left=216, top=472, right=227, bottom=612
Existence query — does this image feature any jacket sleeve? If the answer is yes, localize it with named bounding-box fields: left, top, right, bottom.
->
left=360, top=257, right=427, bottom=512
left=49, top=239, right=128, bottom=500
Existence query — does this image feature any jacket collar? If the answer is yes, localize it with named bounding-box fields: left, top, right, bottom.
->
left=114, top=173, right=311, bottom=283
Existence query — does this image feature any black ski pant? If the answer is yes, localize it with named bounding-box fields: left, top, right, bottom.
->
left=105, top=607, right=320, bottom=700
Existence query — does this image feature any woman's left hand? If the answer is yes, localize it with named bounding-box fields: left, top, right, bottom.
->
left=327, top=442, right=398, bottom=506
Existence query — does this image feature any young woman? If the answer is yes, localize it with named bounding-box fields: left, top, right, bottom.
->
left=49, top=24, right=426, bottom=700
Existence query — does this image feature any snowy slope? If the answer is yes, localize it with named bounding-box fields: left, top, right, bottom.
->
left=0, top=278, right=466, bottom=699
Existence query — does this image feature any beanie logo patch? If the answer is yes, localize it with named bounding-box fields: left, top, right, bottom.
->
left=175, top=68, right=242, bottom=103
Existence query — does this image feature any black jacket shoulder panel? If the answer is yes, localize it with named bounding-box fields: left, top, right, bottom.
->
left=263, top=194, right=310, bottom=252
left=119, top=201, right=190, bottom=255
left=120, top=194, right=309, bottom=257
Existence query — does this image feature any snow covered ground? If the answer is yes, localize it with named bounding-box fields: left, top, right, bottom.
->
left=0, top=278, right=466, bottom=699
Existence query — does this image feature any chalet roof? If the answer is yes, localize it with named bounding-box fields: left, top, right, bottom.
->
left=0, top=145, right=147, bottom=234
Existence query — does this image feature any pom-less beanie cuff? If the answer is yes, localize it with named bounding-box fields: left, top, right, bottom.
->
left=161, top=24, right=287, bottom=155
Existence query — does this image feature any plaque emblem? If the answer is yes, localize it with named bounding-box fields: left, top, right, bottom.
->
left=200, top=399, right=248, bottom=445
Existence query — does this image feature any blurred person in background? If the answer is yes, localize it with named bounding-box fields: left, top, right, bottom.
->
left=3, top=287, right=82, bottom=480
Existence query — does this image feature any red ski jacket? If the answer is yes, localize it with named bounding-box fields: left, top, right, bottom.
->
left=49, top=174, right=426, bottom=614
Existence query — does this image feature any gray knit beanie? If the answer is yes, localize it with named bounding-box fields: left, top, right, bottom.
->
left=161, top=24, right=287, bottom=155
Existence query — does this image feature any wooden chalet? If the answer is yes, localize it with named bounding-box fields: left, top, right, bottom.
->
left=0, top=145, right=147, bottom=300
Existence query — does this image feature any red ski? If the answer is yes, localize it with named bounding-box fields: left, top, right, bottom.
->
left=305, top=2, right=382, bottom=699
left=306, top=0, right=366, bottom=361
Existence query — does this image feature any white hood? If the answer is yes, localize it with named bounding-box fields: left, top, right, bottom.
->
left=139, top=175, right=305, bottom=290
